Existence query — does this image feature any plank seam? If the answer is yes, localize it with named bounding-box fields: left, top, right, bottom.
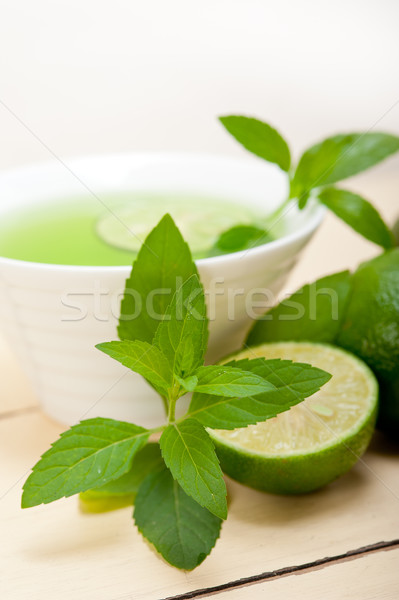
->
left=161, top=539, right=399, bottom=600
left=0, top=405, right=39, bottom=421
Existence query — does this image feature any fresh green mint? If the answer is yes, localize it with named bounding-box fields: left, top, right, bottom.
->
left=219, top=115, right=398, bottom=251
left=153, top=273, right=208, bottom=378
left=290, top=132, right=399, bottom=199
left=97, top=340, right=173, bottom=397
left=134, top=464, right=222, bottom=570
left=317, top=187, right=394, bottom=249
left=22, top=214, right=331, bottom=569
left=188, top=358, right=332, bottom=429
left=21, top=418, right=150, bottom=508
left=160, top=418, right=228, bottom=519
left=118, top=213, right=197, bottom=342
left=209, top=224, right=273, bottom=256
left=219, top=115, right=291, bottom=172
left=80, top=443, right=164, bottom=499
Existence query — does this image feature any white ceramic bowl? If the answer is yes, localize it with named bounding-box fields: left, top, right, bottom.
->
left=0, top=153, right=324, bottom=427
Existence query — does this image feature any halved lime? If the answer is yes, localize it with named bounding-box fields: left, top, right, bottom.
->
left=209, top=342, right=378, bottom=494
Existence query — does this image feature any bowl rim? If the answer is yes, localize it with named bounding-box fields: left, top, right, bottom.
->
left=0, top=151, right=326, bottom=272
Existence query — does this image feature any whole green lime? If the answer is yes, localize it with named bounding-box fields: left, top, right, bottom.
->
left=336, top=250, right=399, bottom=435
left=209, top=342, right=378, bottom=494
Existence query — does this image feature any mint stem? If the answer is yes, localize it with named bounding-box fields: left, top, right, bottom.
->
left=161, top=395, right=169, bottom=417
left=167, top=383, right=181, bottom=423
left=168, top=398, right=176, bottom=423
left=264, top=196, right=293, bottom=229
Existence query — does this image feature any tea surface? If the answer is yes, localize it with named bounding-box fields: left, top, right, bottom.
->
left=0, top=193, right=262, bottom=266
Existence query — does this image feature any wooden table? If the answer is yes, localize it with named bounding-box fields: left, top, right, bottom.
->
left=1, top=171, right=398, bottom=599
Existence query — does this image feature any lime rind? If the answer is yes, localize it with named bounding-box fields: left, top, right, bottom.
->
left=211, top=410, right=377, bottom=494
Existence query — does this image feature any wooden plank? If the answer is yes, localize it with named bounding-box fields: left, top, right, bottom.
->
left=214, top=547, right=399, bottom=600
left=0, top=412, right=398, bottom=600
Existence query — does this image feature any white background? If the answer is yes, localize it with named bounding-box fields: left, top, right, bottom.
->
left=1, top=0, right=399, bottom=171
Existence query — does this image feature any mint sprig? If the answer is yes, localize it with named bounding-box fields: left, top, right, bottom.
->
left=290, top=132, right=399, bottom=198
left=118, top=213, right=197, bottom=343
left=209, top=224, right=273, bottom=256
left=134, top=465, right=222, bottom=571
left=160, top=419, right=227, bottom=519
left=219, top=115, right=399, bottom=251
left=188, top=358, right=331, bottom=429
left=22, top=418, right=150, bottom=508
left=153, top=273, right=208, bottom=378
left=317, top=187, right=394, bottom=249
left=97, top=340, right=173, bottom=397
left=22, top=214, right=331, bottom=569
left=219, top=115, right=291, bottom=172
left=80, top=443, right=164, bottom=499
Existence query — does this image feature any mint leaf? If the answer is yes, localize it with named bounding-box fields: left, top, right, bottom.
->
left=219, top=115, right=291, bottom=172
left=160, top=419, right=227, bottom=519
left=96, top=340, right=173, bottom=397
left=210, top=224, right=273, bottom=257
left=290, top=132, right=399, bottom=198
left=118, top=214, right=197, bottom=343
left=154, top=274, right=208, bottom=377
left=134, top=465, right=222, bottom=570
left=81, top=443, right=163, bottom=498
left=22, top=418, right=150, bottom=508
left=298, top=192, right=310, bottom=210
left=194, top=364, right=275, bottom=397
left=227, top=357, right=331, bottom=398
left=176, top=374, right=199, bottom=393
left=247, top=271, right=352, bottom=346
left=317, top=187, right=394, bottom=249
left=189, top=358, right=331, bottom=429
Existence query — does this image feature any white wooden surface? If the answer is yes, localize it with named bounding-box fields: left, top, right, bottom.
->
left=217, top=549, right=399, bottom=600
